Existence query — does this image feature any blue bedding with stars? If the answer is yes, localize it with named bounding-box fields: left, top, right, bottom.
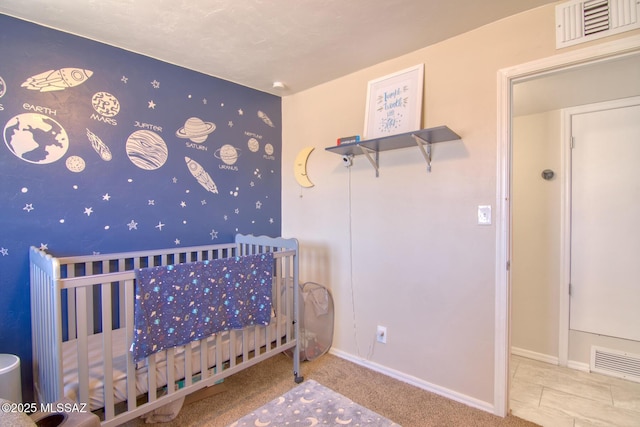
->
left=132, top=252, right=274, bottom=362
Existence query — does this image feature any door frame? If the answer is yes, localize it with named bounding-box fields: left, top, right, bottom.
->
left=494, top=35, right=640, bottom=417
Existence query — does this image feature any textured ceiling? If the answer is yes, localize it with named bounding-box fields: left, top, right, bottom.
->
left=0, top=0, right=557, bottom=95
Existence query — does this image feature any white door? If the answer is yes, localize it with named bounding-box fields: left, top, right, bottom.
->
left=569, top=100, right=640, bottom=341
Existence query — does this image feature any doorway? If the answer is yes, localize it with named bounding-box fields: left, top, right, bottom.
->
left=494, top=35, right=640, bottom=417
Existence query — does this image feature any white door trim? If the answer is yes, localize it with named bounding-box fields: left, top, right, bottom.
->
left=494, top=34, right=640, bottom=417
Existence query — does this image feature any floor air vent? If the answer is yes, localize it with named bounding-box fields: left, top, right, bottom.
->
left=556, top=0, right=640, bottom=48
left=591, top=346, right=640, bottom=383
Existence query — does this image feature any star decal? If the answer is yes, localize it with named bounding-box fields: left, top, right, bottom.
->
left=180, top=201, right=186, bottom=208
left=148, top=100, right=156, bottom=109
left=151, top=79, right=160, bottom=89
left=121, top=76, right=128, bottom=84
left=210, top=229, right=219, bottom=239
left=39, top=243, right=48, bottom=250
left=84, top=207, right=93, bottom=216
left=102, top=193, right=111, bottom=201
left=255, top=201, right=262, bottom=209
left=148, top=200, right=155, bottom=205
left=23, top=203, right=34, bottom=212
left=0, top=247, right=9, bottom=256
left=127, top=220, right=138, bottom=230
left=155, top=221, right=165, bottom=231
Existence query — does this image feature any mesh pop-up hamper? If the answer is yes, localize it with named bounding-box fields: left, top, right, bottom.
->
left=298, top=282, right=334, bottom=361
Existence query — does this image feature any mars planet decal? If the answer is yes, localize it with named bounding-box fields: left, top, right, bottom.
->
left=125, top=130, right=168, bottom=170
left=91, top=91, right=120, bottom=117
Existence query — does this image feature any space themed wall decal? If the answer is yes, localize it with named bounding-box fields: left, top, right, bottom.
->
left=0, top=14, right=282, bottom=391
left=257, top=110, right=275, bottom=127
left=176, top=117, right=216, bottom=143
left=185, top=156, right=218, bottom=193
left=21, top=68, right=93, bottom=92
left=86, top=128, right=112, bottom=161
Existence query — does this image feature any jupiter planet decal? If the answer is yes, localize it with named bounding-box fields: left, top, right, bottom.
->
left=126, top=130, right=168, bottom=170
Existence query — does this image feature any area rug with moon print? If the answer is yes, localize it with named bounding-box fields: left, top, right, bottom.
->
left=227, top=379, right=400, bottom=426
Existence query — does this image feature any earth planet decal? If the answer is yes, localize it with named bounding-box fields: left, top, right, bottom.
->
left=3, top=113, right=69, bottom=164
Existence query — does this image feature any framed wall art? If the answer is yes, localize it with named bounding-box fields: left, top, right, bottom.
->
left=363, top=64, right=424, bottom=139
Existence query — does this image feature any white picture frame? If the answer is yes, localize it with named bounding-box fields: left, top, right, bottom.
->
left=363, top=64, right=424, bottom=139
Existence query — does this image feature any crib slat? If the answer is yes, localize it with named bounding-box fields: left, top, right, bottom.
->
left=124, top=277, right=137, bottom=412
left=75, top=286, right=90, bottom=406
left=229, top=331, right=237, bottom=368
left=166, top=348, right=175, bottom=394
left=215, top=332, right=223, bottom=374
left=184, top=346, right=192, bottom=388
left=148, top=356, right=157, bottom=402
left=101, top=282, right=115, bottom=420
left=200, top=339, right=208, bottom=381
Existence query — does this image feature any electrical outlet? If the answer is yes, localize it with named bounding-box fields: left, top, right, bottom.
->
left=376, top=325, right=387, bottom=344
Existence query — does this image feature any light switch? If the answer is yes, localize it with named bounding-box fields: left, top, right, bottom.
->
left=478, top=205, right=491, bottom=225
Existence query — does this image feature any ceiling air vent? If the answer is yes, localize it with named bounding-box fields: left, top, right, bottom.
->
left=556, top=0, right=640, bottom=48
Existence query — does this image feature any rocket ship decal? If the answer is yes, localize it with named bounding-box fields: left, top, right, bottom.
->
left=22, top=68, right=93, bottom=92
left=185, top=157, right=218, bottom=194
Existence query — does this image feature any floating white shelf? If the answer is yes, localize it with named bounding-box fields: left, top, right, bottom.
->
left=325, top=126, right=461, bottom=176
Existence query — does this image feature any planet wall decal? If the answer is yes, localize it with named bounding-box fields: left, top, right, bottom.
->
left=176, top=117, right=216, bottom=143
left=215, top=144, right=240, bottom=165
left=125, top=130, right=168, bottom=170
left=3, top=113, right=69, bottom=164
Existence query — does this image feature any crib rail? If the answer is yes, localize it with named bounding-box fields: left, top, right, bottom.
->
left=30, top=234, right=300, bottom=426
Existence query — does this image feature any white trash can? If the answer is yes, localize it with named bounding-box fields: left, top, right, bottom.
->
left=0, top=354, right=22, bottom=403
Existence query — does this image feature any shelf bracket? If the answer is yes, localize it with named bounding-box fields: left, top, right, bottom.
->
left=412, top=134, right=432, bottom=172
left=358, top=145, right=379, bottom=177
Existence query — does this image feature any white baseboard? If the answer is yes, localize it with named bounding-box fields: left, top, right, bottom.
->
left=510, top=347, right=590, bottom=372
left=328, top=348, right=494, bottom=414
left=511, top=347, right=559, bottom=365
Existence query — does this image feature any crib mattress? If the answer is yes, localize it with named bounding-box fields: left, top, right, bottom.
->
left=62, top=318, right=287, bottom=411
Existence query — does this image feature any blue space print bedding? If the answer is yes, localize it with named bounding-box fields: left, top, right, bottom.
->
left=132, top=252, right=274, bottom=362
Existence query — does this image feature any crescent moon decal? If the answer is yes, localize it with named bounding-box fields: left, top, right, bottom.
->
left=335, top=416, right=353, bottom=425
left=276, top=396, right=286, bottom=405
left=300, top=396, right=315, bottom=404
left=294, top=146, right=315, bottom=188
left=254, top=418, right=271, bottom=427
left=306, top=417, right=319, bottom=426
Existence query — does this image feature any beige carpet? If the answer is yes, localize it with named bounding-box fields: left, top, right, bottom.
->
left=122, top=353, right=539, bottom=427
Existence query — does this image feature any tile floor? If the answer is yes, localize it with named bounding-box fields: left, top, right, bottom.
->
left=510, top=355, right=640, bottom=427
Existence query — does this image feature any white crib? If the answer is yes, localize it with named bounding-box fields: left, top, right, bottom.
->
left=30, top=234, right=302, bottom=426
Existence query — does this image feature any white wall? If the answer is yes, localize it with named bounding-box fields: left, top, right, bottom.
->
left=512, top=111, right=562, bottom=359
left=281, top=3, right=640, bottom=410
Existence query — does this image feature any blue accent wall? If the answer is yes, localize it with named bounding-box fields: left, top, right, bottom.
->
left=0, top=14, right=282, bottom=402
